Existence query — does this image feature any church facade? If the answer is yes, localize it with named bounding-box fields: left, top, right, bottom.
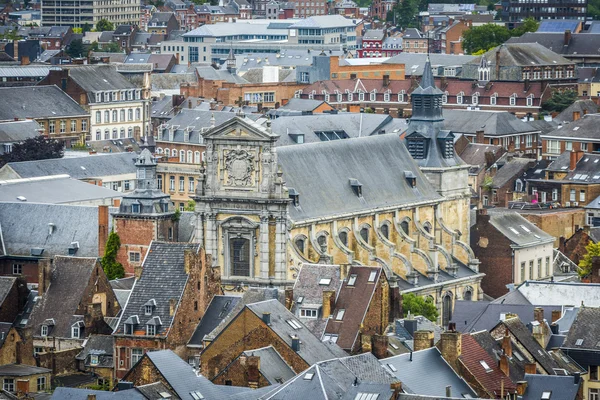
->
left=191, top=59, right=484, bottom=326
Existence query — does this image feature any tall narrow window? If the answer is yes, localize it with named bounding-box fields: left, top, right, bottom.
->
left=230, top=238, right=250, bottom=276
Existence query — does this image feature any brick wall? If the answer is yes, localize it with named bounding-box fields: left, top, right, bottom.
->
left=115, top=218, right=156, bottom=276
left=122, top=355, right=174, bottom=389
left=521, top=209, right=585, bottom=247
left=0, top=259, right=39, bottom=284
left=37, top=347, right=81, bottom=375
left=211, top=355, right=270, bottom=387
left=470, top=212, right=514, bottom=298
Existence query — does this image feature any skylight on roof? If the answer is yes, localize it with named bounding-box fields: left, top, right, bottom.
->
left=387, top=363, right=397, bottom=372
left=190, top=391, right=204, bottom=400
left=297, top=296, right=304, bottom=304
left=336, top=309, right=345, bottom=320
left=541, top=391, right=551, bottom=400
left=319, top=278, right=331, bottom=285
left=287, top=319, right=302, bottom=330
left=304, top=372, right=315, bottom=380
left=368, top=270, right=377, bottom=282
left=576, top=338, right=584, bottom=346
left=509, top=227, right=520, bottom=235
left=355, top=393, right=380, bottom=400
left=480, top=360, right=492, bottom=372
left=520, top=225, right=531, bottom=233
left=348, top=274, right=357, bottom=286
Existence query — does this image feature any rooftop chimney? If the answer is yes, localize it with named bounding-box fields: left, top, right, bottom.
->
left=439, top=329, right=462, bottom=371
left=291, top=336, right=300, bottom=352
left=169, top=298, right=177, bottom=316
left=38, top=258, right=52, bottom=296
left=564, top=29, right=572, bottom=46
left=97, top=205, right=109, bottom=257
left=372, top=334, right=389, bottom=359
left=285, top=288, right=293, bottom=310
left=262, top=312, right=271, bottom=325
left=524, top=363, right=536, bottom=374
left=322, top=290, right=335, bottom=319
left=551, top=310, right=562, bottom=324
left=413, top=330, right=434, bottom=351
left=445, top=386, right=452, bottom=398
left=516, top=381, right=528, bottom=396
left=573, top=111, right=580, bottom=121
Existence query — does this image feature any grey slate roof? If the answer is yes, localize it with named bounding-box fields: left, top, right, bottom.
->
left=394, top=315, right=443, bottom=350
left=241, top=346, right=295, bottom=384
left=563, top=306, right=600, bottom=350
left=263, top=352, right=397, bottom=400
left=384, top=53, right=475, bottom=76
left=188, top=295, right=241, bottom=346
left=507, top=32, right=600, bottom=57
left=555, top=100, right=599, bottom=122
left=196, top=66, right=248, bottom=84
left=363, top=29, right=385, bottom=40
left=114, top=242, right=200, bottom=336
left=0, top=364, right=51, bottom=376
left=66, top=65, right=139, bottom=92
left=491, top=158, right=534, bottom=188
left=134, top=382, right=176, bottom=399
left=50, top=387, right=144, bottom=399
left=381, top=347, right=477, bottom=397
left=0, top=202, right=109, bottom=258
left=0, top=120, right=41, bottom=152
left=28, top=256, right=97, bottom=339
left=443, top=110, right=540, bottom=137
left=75, top=335, right=113, bottom=368
left=0, top=277, right=16, bottom=312
left=272, top=114, right=407, bottom=146
left=292, top=264, right=342, bottom=318
left=0, top=175, right=122, bottom=204
left=143, top=350, right=261, bottom=400
left=245, top=300, right=347, bottom=365
left=1, top=152, right=137, bottom=180
left=0, top=85, right=87, bottom=120
left=277, top=98, right=326, bottom=112
left=543, top=114, right=600, bottom=141
left=522, top=373, right=580, bottom=400
left=277, top=133, right=442, bottom=222
left=489, top=212, right=554, bottom=247
left=469, top=43, right=573, bottom=67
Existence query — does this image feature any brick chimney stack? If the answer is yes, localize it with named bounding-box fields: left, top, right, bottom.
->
left=322, top=290, right=335, bottom=318
left=413, top=330, right=434, bottom=351
left=372, top=334, right=389, bottom=359
left=439, top=324, right=461, bottom=371
left=38, top=258, right=52, bottom=295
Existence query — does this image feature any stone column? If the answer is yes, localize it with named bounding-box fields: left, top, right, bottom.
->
left=274, top=216, right=287, bottom=281
left=205, top=213, right=218, bottom=268
left=259, top=214, right=270, bottom=280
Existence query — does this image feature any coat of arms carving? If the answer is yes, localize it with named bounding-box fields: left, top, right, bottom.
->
left=224, top=149, right=255, bottom=186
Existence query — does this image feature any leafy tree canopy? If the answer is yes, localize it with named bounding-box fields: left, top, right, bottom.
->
left=95, top=19, right=114, bottom=32
left=542, top=90, right=578, bottom=113
left=462, top=18, right=538, bottom=54
left=402, top=293, right=439, bottom=322
left=89, top=41, right=122, bottom=53
left=1, top=136, right=63, bottom=166
left=102, top=231, right=125, bottom=280
left=66, top=38, right=85, bottom=58
left=578, top=241, right=600, bottom=278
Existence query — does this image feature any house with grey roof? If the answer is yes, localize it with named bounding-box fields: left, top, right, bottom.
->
left=113, top=241, right=221, bottom=379
left=75, top=334, right=114, bottom=386
left=0, top=364, right=51, bottom=396
left=263, top=352, right=400, bottom=400
left=471, top=211, right=555, bottom=298
left=27, top=256, right=121, bottom=352
left=0, top=152, right=137, bottom=193
left=0, top=120, right=41, bottom=155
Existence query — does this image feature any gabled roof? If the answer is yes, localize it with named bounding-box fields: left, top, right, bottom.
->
left=245, top=300, right=347, bottom=365
left=522, top=373, right=580, bottom=400
left=241, top=346, right=296, bottom=384
left=543, top=115, right=600, bottom=142
left=443, top=110, right=540, bottom=137
left=75, top=335, right=113, bottom=367
left=114, top=242, right=201, bottom=336
left=490, top=158, right=534, bottom=189
left=0, top=120, right=41, bottom=151
left=555, top=100, right=599, bottom=123
left=471, top=330, right=525, bottom=383
left=264, top=353, right=397, bottom=400
left=507, top=32, right=600, bottom=56
left=458, top=143, right=503, bottom=169
left=324, top=266, right=381, bottom=350
left=277, top=133, right=442, bottom=222
left=28, top=256, right=98, bottom=339
left=499, top=317, right=560, bottom=373
left=460, top=333, right=517, bottom=395
left=382, top=347, right=477, bottom=397
left=0, top=202, right=108, bottom=258
left=563, top=306, right=600, bottom=350
left=0, top=277, right=17, bottom=312
left=196, top=66, right=248, bottom=84
left=66, top=65, right=138, bottom=92
left=188, top=295, right=241, bottom=346
left=1, top=152, right=137, bottom=180
left=292, top=264, right=342, bottom=311
left=470, top=43, right=573, bottom=67
left=0, top=85, right=88, bottom=120
left=488, top=212, right=554, bottom=247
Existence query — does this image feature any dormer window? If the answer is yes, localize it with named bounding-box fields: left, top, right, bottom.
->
left=90, top=355, right=99, bottom=365
left=71, top=321, right=84, bottom=339
left=132, top=204, right=140, bottom=213
left=406, top=133, right=428, bottom=160
left=144, top=299, right=156, bottom=315
left=349, top=179, right=362, bottom=197
left=124, top=315, right=139, bottom=335
left=41, top=325, right=48, bottom=337
left=125, top=323, right=134, bottom=335
left=404, top=171, right=417, bottom=187
left=147, top=324, right=156, bottom=336
left=146, top=316, right=162, bottom=336
left=288, top=188, right=300, bottom=207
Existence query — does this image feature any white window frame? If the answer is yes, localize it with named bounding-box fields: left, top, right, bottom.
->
left=72, top=326, right=80, bottom=339
left=41, top=325, right=48, bottom=337
left=300, top=308, right=318, bottom=318
left=12, top=264, right=22, bottom=275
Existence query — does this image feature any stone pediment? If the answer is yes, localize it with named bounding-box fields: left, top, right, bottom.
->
left=203, top=116, right=279, bottom=143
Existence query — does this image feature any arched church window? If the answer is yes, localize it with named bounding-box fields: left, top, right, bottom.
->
left=381, top=224, right=389, bottom=240
left=339, top=231, right=348, bottom=247
left=401, top=220, right=410, bottom=236
left=442, top=293, right=453, bottom=328
left=295, top=237, right=305, bottom=254
left=230, top=238, right=250, bottom=277
left=360, top=227, right=369, bottom=244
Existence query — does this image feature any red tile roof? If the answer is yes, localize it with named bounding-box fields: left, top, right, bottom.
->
left=460, top=333, right=517, bottom=397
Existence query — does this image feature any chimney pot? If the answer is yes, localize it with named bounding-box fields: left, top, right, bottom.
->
left=291, top=336, right=300, bottom=352
left=516, top=381, right=528, bottom=396
left=322, top=290, right=335, bottom=319
left=551, top=309, right=562, bottom=324
left=262, top=312, right=271, bottom=325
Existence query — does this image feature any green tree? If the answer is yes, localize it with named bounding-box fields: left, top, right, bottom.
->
left=541, top=90, right=578, bottom=113
left=102, top=231, right=125, bottom=280
left=66, top=38, right=85, bottom=58
left=462, top=23, right=511, bottom=54
left=184, top=200, right=196, bottom=211
left=1, top=136, right=63, bottom=166
left=578, top=241, right=600, bottom=278
left=95, top=19, right=114, bottom=32
left=82, top=22, right=93, bottom=33
left=402, top=293, right=439, bottom=322
left=391, top=0, right=419, bottom=29
left=89, top=41, right=122, bottom=53
left=511, top=17, right=539, bottom=36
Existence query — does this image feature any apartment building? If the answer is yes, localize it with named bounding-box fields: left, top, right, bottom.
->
left=41, top=0, right=141, bottom=28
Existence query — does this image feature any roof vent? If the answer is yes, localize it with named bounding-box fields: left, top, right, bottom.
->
left=349, top=178, right=362, bottom=197
left=16, top=196, right=26, bottom=202
left=291, top=335, right=300, bottom=352
left=288, top=187, right=300, bottom=207
left=404, top=171, right=417, bottom=187
left=48, top=223, right=55, bottom=235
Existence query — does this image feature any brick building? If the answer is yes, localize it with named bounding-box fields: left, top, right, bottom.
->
left=471, top=211, right=555, bottom=298
left=113, top=242, right=221, bottom=379
left=358, top=29, right=385, bottom=58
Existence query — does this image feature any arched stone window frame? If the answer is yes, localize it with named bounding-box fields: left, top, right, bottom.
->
left=293, top=234, right=308, bottom=256
left=220, top=216, right=259, bottom=278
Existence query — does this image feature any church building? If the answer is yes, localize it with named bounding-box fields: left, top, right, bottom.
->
left=190, top=58, right=484, bottom=326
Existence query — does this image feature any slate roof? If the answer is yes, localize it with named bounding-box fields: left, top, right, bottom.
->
left=453, top=300, right=558, bottom=334
left=149, top=12, right=176, bottom=25
left=0, top=120, right=41, bottom=151
left=555, top=100, right=599, bottom=122
left=245, top=300, right=347, bottom=365
left=471, top=329, right=525, bottom=383
left=0, top=175, right=122, bottom=204
left=0, top=202, right=109, bottom=258
left=0, top=277, right=16, bottom=314
left=114, top=242, right=200, bottom=336
left=488, top=212, right=554, bottom=247
left=75, top=335, right=113, bottom=368
left=0, top=85, right=87, bottom=120
left=491, top=158, right=534, bottom=189
left=277, top=133, right=442, bottom=222
left=1, top=152, right=137, bottom=180
left=537, top=19, right=581, bottom=32
left=196, top=66, right=248, bottom=84
left=66, top=65, right=139, bottom=92
left=241, top=346, right=295, bottom=384
left=28, top=256, right=97, bottom=339
left=188, top=295, right=241, bottom=346
left=395, top=315, right=443, bottom=351
left=500, top=317, right=560, bottom=373
left=522, top=373, right=580, bottom=400
left=458, top=143, right=503, bottom=169
left=382, top=347, right=477, bottom=397
left=50, top=387, right=144, bottom=399
left=460, top=333, right=517, bottom=395
left=324, top=266, right=382, bottom=350
left=272, top=114, right=407, bottom=146
left=264, top=352, right=397, bottom=400
left=563, top=306, right=600, bottom=350
left=134, top=382, right=176, bottom=399
left=141, top=350, right=261, bottom=400
left=507, top=32, right=600, bottom=57
left=278, top=98, right=327, bottom=112
left=0, top=364, right=51, bottom=376
left=469, top=43, right=573, bottom=67
left=443, top=110, right=540, bottom=137
left=363, top=29, right=385, bottom=40
left=292, top=264, right=341, bottom=309
left=543, top=114, right=600, bottom=141
left=509, top=281, right=600, bottom=307
left=384, top=53, right=475, bottom=76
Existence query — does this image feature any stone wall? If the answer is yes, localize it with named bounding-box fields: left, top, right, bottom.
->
left=37, top=348, right=81, bottom=375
